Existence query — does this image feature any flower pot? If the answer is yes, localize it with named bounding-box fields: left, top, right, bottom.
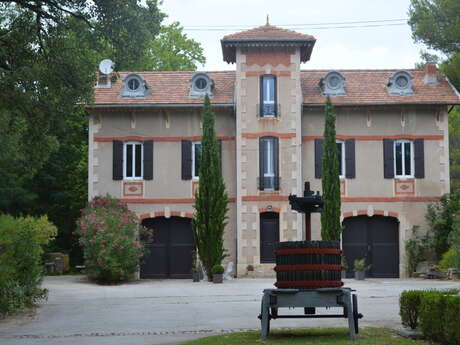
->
left=192, top=272, right=200, bottom=282
left=354, top=271, right=365, bottom=280
left=213, top=274, right=223, bottom=284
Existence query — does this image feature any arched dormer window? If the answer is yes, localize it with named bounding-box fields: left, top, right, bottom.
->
left=320, top=71, right=346, bottom=96
left=122, top=74, right=148, bottom=98
left=190, top=73, right=214, bottom=98
left=387, top=71, right=414, bottom=96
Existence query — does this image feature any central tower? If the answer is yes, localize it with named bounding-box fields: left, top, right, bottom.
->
left=221, top=23, right=316, bottom=276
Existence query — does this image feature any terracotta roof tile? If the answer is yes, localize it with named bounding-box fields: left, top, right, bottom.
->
left=222, top=24, right=314, bottom=41
left=91, top=69, right=460, bottom=107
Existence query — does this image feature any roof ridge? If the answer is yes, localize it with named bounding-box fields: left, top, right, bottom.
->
left=222, top=23, right=314, bottom=40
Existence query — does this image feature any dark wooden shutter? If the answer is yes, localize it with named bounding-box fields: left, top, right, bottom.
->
left=345, top=138, right=356, bottom=179
left=273, top=75, right=278, bottom=117
left=414, top=138, right=425, bottom=178
left=113, top=140, right=123, bottom=180
left=383, top=139, right=395, bottom=179
left=181, top=140, right=192, bottom=180
left=259, top=138, right=265, bottom=190
left=143, top=140, right=153, bottom=180
left=314, top=139, right=324, bottom=179
left=259, top=75, right=264, bottom=117
left=274, top=137, right=279, bottom=190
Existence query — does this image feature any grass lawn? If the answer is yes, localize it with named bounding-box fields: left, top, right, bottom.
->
left=183, top=327, right=429, bottom=345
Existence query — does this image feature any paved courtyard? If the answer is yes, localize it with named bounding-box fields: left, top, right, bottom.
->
left=0, top=276, right=459, bottom=345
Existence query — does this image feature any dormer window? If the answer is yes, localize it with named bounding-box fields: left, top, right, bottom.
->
left=190, top=73, right=213, bottom=98
left=122, top=74, right=147, bottom=98
left=388, top=71, right=414, bottom=96
left=320, top=71, right=346, bottom=96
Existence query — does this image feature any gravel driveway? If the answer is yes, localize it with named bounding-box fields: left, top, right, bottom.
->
left=0, top=276, right=459, bottom=345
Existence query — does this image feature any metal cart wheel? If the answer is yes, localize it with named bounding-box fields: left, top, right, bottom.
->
left=352, top=294, right=359, bottom=334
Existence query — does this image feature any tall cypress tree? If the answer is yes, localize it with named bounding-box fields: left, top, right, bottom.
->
left=321, top=96, right=342, bottom=240
left=192, top=95, right=229, bottom=280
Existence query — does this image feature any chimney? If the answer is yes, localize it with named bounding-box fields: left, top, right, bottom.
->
left=423, top=63, right=439, bottom=86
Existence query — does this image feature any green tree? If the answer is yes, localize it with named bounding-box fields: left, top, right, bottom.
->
left=192, top=95, right=229, bottom=280
left=408, top=0, right=460, bottom=90
left=449, top=107, right=460, bottom=192
left=142, top=22, right=206, bottom=71
left=320, top=96, right=342, bottom=241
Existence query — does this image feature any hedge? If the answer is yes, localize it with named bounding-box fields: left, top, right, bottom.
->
left=400, top=289, right=460, bottom=345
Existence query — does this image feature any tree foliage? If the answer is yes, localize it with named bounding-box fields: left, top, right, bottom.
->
left=0, top=1, right=206, bottom=263
left=320, top=96, right=342, bottom=241
left=141, top=21, right=206, bottom=71
left=192, top=95, right=229, bottom=280
left=408, top=0, right=460, bottom=90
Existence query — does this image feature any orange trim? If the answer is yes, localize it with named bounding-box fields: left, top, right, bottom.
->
left=154, top=211, right=165, bottom=217
left=94, top=136, right=235, bottom=142
left=139, top=213, right=150, bottom=220
left=341, top=196, right=439, bottom=202
left=302, top=134, right=443, bottom=142
left=170, top=211, right=180, bottom=217
left=259, top=207, right=281, bottom=213
left=242, top=132, right=296, bottom=139
left=274, top=264, right=343, bottom=271
left=394, top=179, right=416, bottom=196
left=243, top=195, right=289, bottom=202
left=342, top=209, right=399, bottom=219
left=185, top=212, right=194, bottom=219
left=123, top=181, right=143, bottom=197
left=122, top=197, right=236, bottom=204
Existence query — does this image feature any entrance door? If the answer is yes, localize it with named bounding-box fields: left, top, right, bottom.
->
left=342, top=216, right=399, bottom=278
left=260, top=212, right=279, bottom=263
left=140, top=217, right=194, bottom=279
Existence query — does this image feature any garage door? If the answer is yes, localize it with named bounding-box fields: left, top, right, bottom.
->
left=140, top=217, right=194, bottom=279
left=342, top=216, right=399, bottom=278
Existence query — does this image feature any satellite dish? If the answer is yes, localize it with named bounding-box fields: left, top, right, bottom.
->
left=99, top=59, right=114, bottom=75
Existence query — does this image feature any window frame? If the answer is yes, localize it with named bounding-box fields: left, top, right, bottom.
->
left=336, top=140, right=345, bottom=178
left=259, top=136, right=278, bottom=191
left=192, top=141, right=202, bottom=179
left=260, top=75, right=277, bottom=117
left=123, top=141, right=143, bottom=180
left=394, top=139, right=414, bottom=178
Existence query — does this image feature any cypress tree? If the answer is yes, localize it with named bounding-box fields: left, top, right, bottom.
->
left=320, top=96, right=342, bottom=240
left=192, top=95, right=229, bottom=280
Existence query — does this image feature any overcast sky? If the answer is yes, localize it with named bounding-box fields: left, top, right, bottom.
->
left=160, top=0, right=427, bottom=71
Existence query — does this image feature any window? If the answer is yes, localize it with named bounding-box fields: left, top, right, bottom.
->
left=122, top=74, right=147, bottom=98
left=124, top=142, right=143, bottom=179
left=336, top=141, right=345, bottom=177
left=320, top=71, right=346, bottom=96
left=260, top=75, right=277, bottom=117
left=394, top=140, right=413, bottom=177
left=190, top=73, right=214, bottom=98
left=192, top=141, right=202, bottom=178
left=387, top=71, right=414, bottom=96
left=259, top=136, right=279, bottom=190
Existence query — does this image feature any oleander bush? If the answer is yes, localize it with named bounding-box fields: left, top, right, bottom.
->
left=0, top=214, right=57, bottom=316
left=400, top=289, right=460, bottom=344
left=77, top=196, right=152, bottom=283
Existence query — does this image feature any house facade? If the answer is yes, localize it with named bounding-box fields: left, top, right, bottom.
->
left=86, top=24, right=460, bottom=279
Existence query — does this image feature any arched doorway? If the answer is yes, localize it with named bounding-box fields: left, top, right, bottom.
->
left=260, top=212, right=279, bottom=263
left=140, top=216, right=194, bottom=279
left=342, top=215, right=399, bottom=278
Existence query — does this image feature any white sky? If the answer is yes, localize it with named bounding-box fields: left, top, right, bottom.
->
left=160, top=0, right=427, bottom=71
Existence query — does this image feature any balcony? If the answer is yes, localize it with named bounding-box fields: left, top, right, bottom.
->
left=258, top=176, right=280, bottom=191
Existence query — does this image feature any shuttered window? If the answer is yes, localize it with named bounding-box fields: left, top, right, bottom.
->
left=192, top=141, right=202, bottom=178
left=259, top=136, right=279, bottom=190
left=260, top=75, right=277, bottom=117
left=336, top=141, right=345, bottom=177
left=394, top=140, right=413, bottom=177
left=124, top=141, right=143, bottom=179
left=383, top=138, right=424, bottom=179
left=181, top=140, right=193, bottom=180
left=314, top=138, right=355, bottom=179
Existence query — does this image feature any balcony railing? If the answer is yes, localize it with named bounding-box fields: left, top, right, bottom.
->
left=258, top=176, right=280, bottom=191
left=257, top=103, right=281, bottom=118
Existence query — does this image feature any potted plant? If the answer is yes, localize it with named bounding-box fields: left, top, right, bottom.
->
left=341, top=255, right=348, bottom=279
left=354, top=258, right=370, bottom=280
left=212, top=264, right=224, bottom=284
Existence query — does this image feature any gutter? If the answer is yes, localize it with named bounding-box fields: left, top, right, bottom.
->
left=86, top=103, right=235, bottom=109
left=303, top=101, right=460, bottom=107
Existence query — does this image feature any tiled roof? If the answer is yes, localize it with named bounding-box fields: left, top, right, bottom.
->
left=301, top=69, right=460, bottom=105
left=222, top=24, right=315, bottom=41
left=90, top=69, right=460, bottom=107
left=92, top=71, right=235, bottom=106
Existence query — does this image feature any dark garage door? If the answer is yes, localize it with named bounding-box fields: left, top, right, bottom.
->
left=342, top=216, right=399, bottom=278
left=140, top=217, right=194, bottom=279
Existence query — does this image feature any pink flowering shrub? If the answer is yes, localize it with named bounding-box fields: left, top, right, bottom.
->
left=76, top=196, right=151, bottom=283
